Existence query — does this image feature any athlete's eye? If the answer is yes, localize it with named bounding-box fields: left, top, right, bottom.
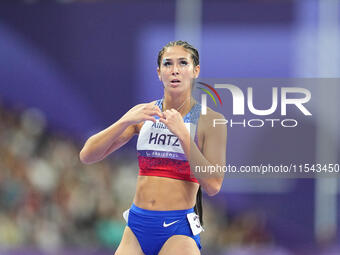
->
left=180, top=60, right=188, bottom=66
left=163, top=61, right=172, bottom=66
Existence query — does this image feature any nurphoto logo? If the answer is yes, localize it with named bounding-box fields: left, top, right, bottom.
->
left=198, top=82, right=312, bottom=128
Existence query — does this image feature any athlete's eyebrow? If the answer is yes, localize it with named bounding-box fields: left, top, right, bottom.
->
left=163, top=57, right=189, bottom=62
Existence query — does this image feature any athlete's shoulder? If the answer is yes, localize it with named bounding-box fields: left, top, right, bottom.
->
left=196, top=106, right=226, bottom=146
left=199, top=106, right=225, bottom=122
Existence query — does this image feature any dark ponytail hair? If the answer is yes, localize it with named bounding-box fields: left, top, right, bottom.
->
left=194, top=187, right=203, bottom=226
left=158, top=41, right=203, bottom=225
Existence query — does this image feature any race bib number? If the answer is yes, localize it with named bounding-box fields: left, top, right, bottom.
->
left=187, top=212, right=204, bottom=235
left=123, top=209, right=129, bottom=223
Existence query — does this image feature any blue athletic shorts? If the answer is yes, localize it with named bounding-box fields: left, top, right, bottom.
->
left=123, top=203, right=202, bottom=255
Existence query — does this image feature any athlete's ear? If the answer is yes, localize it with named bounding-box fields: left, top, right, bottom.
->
left=157, top=67, right=162, bottom=81
left=194, top=65, right=200, bottom=79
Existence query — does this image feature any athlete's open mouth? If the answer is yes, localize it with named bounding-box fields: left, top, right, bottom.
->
left=170, top=79, right=181, bottom=84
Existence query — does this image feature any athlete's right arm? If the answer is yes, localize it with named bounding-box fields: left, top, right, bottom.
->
left=79, top=102, right=163, bottom=164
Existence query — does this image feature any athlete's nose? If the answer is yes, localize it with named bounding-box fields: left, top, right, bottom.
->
left=171, top=63, right=180, bottom=75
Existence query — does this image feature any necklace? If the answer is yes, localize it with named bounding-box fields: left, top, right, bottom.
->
left=162, top=97, right=190, bottom=112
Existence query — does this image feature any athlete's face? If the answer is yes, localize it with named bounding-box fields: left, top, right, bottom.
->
left=157, top=46, right=200, bottom=93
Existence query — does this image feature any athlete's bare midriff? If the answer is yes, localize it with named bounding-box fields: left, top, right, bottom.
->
left=133, top=175, right=199, bottom=210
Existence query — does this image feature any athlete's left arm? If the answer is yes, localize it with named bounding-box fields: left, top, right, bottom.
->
left=160, top=109, right=227, bottom=196
left=185, top=111, right=227, bottom=196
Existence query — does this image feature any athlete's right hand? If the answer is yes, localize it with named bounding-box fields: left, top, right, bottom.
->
left=120, top=102, right=163, bottom=125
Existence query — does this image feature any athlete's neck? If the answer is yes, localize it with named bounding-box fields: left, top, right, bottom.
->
left=162, top=94, right=194, bottom=114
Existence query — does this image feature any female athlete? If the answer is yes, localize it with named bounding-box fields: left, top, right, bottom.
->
left=80, top=41, right=227, bottom=255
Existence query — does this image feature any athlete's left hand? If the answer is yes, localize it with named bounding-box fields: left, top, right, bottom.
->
left=159, top=109, right=189, bottom=139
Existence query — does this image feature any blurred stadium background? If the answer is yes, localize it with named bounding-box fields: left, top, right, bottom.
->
left=0, top=0, right=340, bottom=254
